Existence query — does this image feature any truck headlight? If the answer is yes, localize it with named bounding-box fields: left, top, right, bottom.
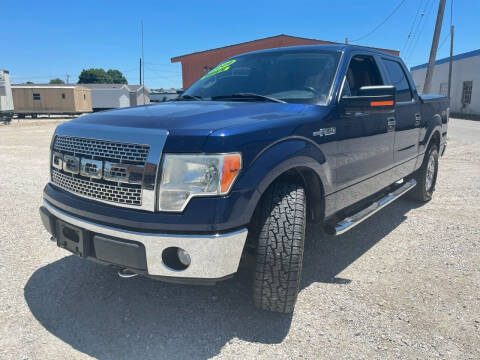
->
left=158, top=153, right=241, bottom=212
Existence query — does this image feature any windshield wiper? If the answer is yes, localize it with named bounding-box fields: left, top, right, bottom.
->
left=212, top=93, right=285, bottom=103
left=173, top=94, right=203, bottom=101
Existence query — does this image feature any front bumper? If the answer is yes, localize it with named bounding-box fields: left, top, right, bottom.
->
left=40, top=199, right=248, bottom=281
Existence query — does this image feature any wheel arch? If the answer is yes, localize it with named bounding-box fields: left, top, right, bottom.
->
left=429, top=129, right=441, bottom=150
left=238, top=138, right=331, bottom=227
left=416, top=125, right=442, bottom=170
left=275, top=166, right=325, bottom=224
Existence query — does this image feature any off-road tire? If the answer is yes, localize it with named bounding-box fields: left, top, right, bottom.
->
left=253, top=182, right=306, bottom=313
left=407, top=144, right=439, bottom=202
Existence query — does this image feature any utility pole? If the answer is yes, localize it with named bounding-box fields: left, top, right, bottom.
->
left=423, top=0, right=447, bottom=94
left=139, top=58, right=142, bottom=85
left=141, top=20, right=145, bottom=105
left=447, top=25, right=454, bottom=98
left=345, top=37, right=348, bottom=44
left=141, top=20, right=144, bottom=87
left=66, top=74, right=69, bottom=84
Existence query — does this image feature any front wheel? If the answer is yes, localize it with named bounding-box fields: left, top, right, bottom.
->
left=253, top=182, right=306, bottom=313
left=408, top=144, right=439, bottom=202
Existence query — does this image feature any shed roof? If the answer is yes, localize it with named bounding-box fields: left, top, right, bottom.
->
left=410, top=48, right=480, bottom=71
left=79, top=84, right=128, bottom=89
left=127, top=85, right=150, bottom=93
left=12, top=84, right=85, bottom=89
left=79, top=84, right=150, bottom=93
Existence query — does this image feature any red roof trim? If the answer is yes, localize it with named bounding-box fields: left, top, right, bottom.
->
left=170, top=34, right=337, bottom=63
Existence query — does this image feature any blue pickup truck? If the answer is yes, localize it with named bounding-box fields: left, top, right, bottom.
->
left=40, top=44, right=449, bottom=313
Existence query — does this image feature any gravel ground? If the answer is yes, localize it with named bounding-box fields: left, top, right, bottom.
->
left=0, top=118, right=479, bottom=359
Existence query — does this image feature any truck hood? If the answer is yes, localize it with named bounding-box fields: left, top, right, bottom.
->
left=60, top=101, right=320, bottom=152
left=70, top=101, right=308, bottom=134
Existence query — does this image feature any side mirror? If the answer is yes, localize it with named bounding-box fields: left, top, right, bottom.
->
left=341, top=85, right=396, bottom=113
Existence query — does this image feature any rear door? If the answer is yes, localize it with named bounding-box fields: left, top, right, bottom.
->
left=380, top=58, right=420, bottom=176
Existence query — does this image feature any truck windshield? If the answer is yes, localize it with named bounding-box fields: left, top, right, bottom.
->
left=183, top=50, right=341, bottom=105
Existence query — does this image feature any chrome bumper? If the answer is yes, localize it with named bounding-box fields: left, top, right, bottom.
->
left=43, top=200, right=248, bottom=279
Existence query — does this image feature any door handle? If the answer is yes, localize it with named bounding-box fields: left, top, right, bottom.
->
left=387, top=117, right=396, bottom=131
left=414, top=113, right=421, bottom=126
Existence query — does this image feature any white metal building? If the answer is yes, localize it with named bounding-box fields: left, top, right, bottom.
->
left=127, top=85, right=151, bottom=107
left=0, top=69, right=14, bottom=123
left=410, top=49, right=479, bottom=117
left=79, top=84, right=150, bottom=111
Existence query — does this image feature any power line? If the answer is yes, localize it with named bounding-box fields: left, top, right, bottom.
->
left=404, top=0, right=432, bottom=58
left=401, top=0, right=425, bottom=54
left=438, top=32, right=450, bottom=50
left=405, top=0, right=437, bottom=63
left=350, top=0, right=407, bottom=42
left=144, top=74, right=181, bottom=80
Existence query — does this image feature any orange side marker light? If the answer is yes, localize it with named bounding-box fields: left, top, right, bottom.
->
left=370, top=100, right=394, bottom=107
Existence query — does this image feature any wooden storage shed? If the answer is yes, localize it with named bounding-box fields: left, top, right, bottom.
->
left=11, top=84, right=92, bottom=117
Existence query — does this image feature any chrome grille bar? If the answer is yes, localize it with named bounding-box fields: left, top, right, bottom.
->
left=53, top=136, right=149, bottom=163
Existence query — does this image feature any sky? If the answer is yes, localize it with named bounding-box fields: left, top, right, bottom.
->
left=2, top=0, right=478, bottom=89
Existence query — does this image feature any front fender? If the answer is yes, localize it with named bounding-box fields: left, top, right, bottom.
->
left=233, top=137, right=335, bottom=223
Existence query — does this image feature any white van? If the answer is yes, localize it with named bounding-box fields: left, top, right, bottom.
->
left=0, top=69, right=14, bottom=124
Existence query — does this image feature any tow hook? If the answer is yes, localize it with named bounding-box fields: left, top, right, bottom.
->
left=118, top=268, right=139, bottom=278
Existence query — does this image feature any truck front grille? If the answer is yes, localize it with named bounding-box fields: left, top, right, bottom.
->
left=51, top=135, right=150, bottom=208
left=52, top=169, right=142, bottom=206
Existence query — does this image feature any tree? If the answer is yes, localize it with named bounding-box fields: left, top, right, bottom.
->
left=49, top=78, right=65, bottom=84
left=107, top=69, right=128, bottom=84
left=78, top=68, right=111, bottom=84
left=77, top=68, right=128, bottom=84
left=25, top=81, right=34, bottom=84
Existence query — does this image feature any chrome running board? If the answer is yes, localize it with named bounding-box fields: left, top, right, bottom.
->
left=325, top=179, right=417, bottom=236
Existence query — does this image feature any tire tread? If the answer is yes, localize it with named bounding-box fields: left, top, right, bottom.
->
left=253, top=182, right=306, bottom=313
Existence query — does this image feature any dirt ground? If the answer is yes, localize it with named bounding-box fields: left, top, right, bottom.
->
left=0, top=118, right=479, bottom=359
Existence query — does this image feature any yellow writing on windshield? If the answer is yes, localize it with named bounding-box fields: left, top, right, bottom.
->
left=201, top=59, right=236, bottom=80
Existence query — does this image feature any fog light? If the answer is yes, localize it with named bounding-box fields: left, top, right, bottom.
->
left=177, top=248, right=191, bottom=266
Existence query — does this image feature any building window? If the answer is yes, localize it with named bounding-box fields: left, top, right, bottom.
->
left=33, top=93, right=41, bottom=100
left=462, top=81, right=473, bottom=104
left=439, top=83, right=448, bottom=97
left=62, top=93, right=66, bottom=100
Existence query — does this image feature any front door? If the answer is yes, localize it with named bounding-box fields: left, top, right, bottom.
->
left=335, top=54, right=395, bottom=209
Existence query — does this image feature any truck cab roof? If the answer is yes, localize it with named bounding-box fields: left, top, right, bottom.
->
left=234, top=44, right=400, bottom=59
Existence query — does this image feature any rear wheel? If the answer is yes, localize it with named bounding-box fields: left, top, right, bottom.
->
left=253, top=182, right=306, bottom=313
left=408, top=144, right=439, bottom=202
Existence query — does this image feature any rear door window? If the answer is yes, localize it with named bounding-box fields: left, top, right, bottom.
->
left=381, top=59, right=413, bottom=102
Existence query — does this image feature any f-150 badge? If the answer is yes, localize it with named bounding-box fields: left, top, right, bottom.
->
left=313, top=127, right=336, bottom=137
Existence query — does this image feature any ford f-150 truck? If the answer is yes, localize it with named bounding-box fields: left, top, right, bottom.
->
left=40, top=45, right=449, bottom=313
